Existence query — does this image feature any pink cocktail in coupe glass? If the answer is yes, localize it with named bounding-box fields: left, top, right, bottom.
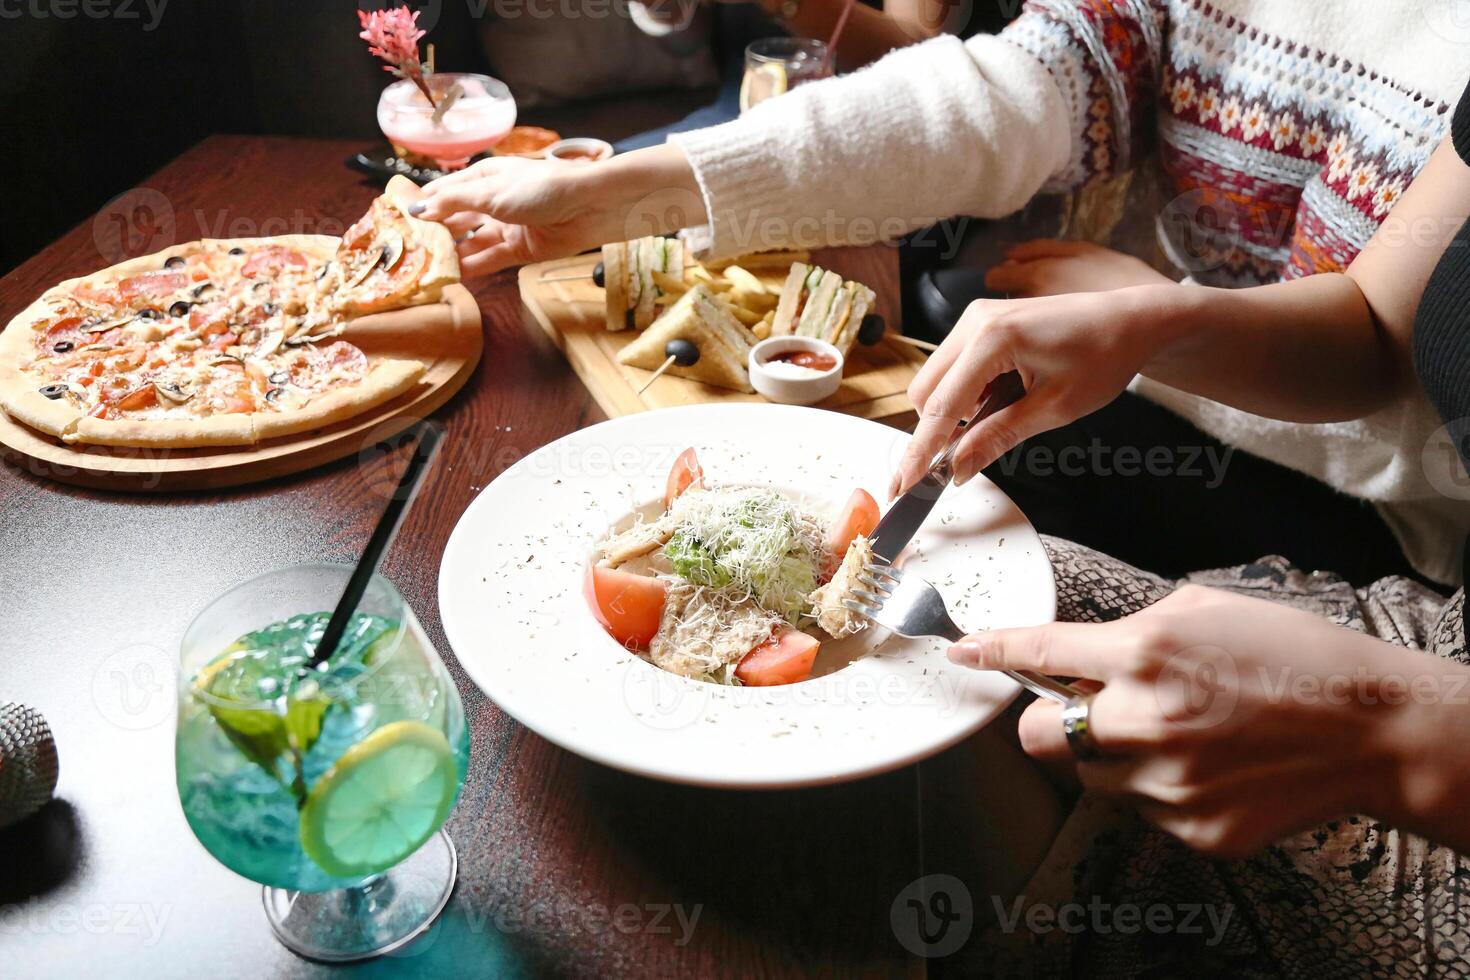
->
left=378, top=72, right=517, bottom=171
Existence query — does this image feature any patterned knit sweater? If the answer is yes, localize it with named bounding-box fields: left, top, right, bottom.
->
left=670, top=0, right=1470, bottom=584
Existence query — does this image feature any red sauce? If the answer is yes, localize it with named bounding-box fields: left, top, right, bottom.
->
left=770, top=350, right=837, bottom=371
left=554, top=148, right=604, bottom=162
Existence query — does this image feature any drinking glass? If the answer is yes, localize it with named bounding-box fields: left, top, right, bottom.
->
left=175, top=564, right=470, bottom=962
left=740, top=38, right=831, bottom=114
left=377, top=71, right=517, bottom=171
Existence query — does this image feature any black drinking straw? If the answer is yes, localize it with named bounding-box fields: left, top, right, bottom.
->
left=308, top=418, right=445, bottom=668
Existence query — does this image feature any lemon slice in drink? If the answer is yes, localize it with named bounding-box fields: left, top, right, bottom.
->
left=300, top=720, right=458, bottom=878
left=739, top=62, right=788, bottom=113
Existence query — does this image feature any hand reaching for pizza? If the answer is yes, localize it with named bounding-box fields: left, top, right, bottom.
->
left=414, top=157, right=597, bottom=277
left=414, top=145, right=708, bottom=278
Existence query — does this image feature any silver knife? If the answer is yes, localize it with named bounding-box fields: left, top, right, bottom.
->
left=869, top=371, right=1025, bottom=564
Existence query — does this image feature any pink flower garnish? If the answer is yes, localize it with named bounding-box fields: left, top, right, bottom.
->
left=358, top=7, right=435, bottom=107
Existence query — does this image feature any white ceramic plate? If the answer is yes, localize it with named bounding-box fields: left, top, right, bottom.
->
left=438, top=404, right=1055, bottom=788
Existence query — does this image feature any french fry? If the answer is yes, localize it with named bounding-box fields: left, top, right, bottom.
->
left=752, top=311, right=774, bottom=340
left=723, top=265, right=767, bottom=296
left=651, top=270, right=690, bottom=295
left=732, top=289, right=778, bottom=313
left=688, top=264, right=716, bottom=284
left=727, top=304, right=765, bottom=327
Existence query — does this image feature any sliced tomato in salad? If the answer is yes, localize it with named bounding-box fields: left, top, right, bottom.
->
left=736, top=628, right=820, bottom=686
left=824, top=488, right=880, bottom=565
left=664, top=448, right=704, bottom=510
left=585, top=564, right=667, bottom=650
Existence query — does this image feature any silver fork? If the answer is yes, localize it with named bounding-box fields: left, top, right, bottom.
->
left=844, top=563, right=1082, bottom=704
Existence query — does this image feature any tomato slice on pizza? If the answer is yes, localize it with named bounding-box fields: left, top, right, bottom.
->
left=329, top=176, right=459, bottom=317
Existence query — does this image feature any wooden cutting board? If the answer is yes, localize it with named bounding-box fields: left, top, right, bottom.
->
left=519, top=246, right=925, bottom=421
left=0, top=284, right=482, bottom=492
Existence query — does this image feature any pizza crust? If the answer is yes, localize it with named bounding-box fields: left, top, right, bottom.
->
left=0, top=376, right=84, bottom=439
left=251, top=359, right=425, bottom=442
left=68, top=412, right=255, bottom=448
left=0, top=300, right=81, bottom=438
left=47, top=357, right=426, bottom=448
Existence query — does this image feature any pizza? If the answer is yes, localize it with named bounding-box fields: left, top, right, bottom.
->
left=0, top=176, right=459, bottom=449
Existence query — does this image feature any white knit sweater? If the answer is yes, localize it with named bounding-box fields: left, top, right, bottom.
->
left=670, top=0, right=1470, bottom=585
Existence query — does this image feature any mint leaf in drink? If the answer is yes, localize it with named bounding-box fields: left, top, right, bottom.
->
left=195, top=612, right=399, bottom=791
left=285, top=679, right=331, bottom=754
left=194, top=642, right=291, bottom=782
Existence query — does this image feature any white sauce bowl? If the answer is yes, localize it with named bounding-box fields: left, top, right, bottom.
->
left=749, top=337, right=844, bottom=405
left=546, top=138, right=614, bottom=163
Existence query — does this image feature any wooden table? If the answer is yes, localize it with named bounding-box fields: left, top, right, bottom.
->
left=0, top=137, right=1027, bottom=978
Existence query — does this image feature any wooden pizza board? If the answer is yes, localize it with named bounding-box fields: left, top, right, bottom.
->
left=0, top=284, right=482, bottom=492
left=519, top=247, right=925, bottom=421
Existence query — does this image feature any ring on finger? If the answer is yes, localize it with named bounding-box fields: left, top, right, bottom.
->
left=1061, top=693, right=1101, bottom=761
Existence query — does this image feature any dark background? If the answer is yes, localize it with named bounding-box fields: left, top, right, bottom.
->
left=0, top=0, right=1017, bottom=275
left=1, top=2, right=491, bottom=273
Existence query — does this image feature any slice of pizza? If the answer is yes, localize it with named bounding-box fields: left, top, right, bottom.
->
left=328, top=176, right=459, bottom=318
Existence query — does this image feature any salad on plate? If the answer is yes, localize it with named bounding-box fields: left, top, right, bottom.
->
left=585, top=448, right=881, bottom=686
